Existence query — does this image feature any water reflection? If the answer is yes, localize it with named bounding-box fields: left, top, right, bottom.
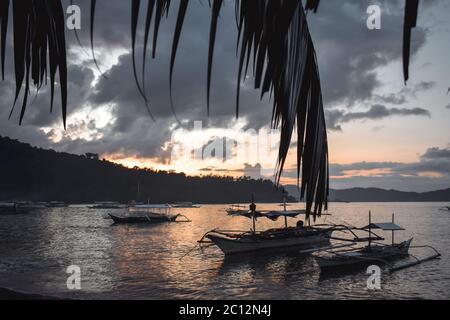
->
left=0, top=203, right=449, bottom=299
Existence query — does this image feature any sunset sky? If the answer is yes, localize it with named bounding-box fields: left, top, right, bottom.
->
left=0, top=0, right=449, bottom=192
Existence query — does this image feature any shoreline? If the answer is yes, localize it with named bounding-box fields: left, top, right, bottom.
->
left=0, top=287, right=61, bottom=300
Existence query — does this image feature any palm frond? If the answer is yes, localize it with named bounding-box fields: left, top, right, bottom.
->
left=233, top=1, right=328, bottom=220
left=305, top=0, right=320, bottom=13
left=1, top=0, right=67, bottom=128
left=403, top=0, right=419, bottom=83
left=1, top=0, right=340, bottom=220
left=0, top=0, right=9, bottom=80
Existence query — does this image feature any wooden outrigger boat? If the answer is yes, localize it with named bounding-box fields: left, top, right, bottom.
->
left=225, top=204, right=248, bottom=216
left=89, top=201, right=122, bottom=209
left=172, top=202, right=201, bottom=208
left=200, top=199, right=334, bottom=255
left=109, top=204, right=191, bottom=225
left=308, top=212, right=441, bottom=273
left=109, top=213, right=183, bottom=224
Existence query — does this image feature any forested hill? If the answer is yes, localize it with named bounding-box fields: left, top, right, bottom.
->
left=0, top=136, right=291, bottom=204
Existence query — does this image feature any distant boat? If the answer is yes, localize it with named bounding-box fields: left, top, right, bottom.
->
left=109, top=213, right=181, bottom=224
left=15, top=201, right=48, bottom=210
left=109, top=204, right=190, bottom=225
left=132, top=204, right=172, bottom=209
left=88, top=202, right=121, bottom=209
left=225, top=204, right=248, bottom=216
left=47, top=201, right=68, bottom=208
left=0, top=203, right=29, bottom=215
left=171, top=202, right=200, bottom=208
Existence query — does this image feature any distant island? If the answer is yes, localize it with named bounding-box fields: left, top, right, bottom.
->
left=285, top=185, right=450, bottom=202
left=0, top=136, right=293, bottom=204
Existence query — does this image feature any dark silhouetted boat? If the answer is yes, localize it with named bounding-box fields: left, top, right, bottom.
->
left=47, top=201, right=68, bottom=208
left=0, top=203, right=29, bottom=215
left=109, top=204, right=190, bottom=225
left=309, top=212, right=441, bottom=273
left=109, top=213, right=181, bottom=224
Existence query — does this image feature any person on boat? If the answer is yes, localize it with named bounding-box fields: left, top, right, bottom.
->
left=296, top=220, right=304, bottom=229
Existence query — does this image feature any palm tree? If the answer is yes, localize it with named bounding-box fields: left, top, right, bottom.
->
left=0, top=0, right=423, bottom=220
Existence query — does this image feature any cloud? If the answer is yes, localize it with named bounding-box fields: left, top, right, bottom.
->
left=280, top=145, right=450, bottom=191
left=326, top=104, right=430, bottom=131
left=421, top=147, right=450, bottom=160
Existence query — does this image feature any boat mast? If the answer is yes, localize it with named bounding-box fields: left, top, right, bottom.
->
left=250, top=194, right=257, bottom=234
left=283, top=191, right=288, bottom=228
left=368, top=210, right=372, bottom=250
left=392, top=213, right=395, bottom=246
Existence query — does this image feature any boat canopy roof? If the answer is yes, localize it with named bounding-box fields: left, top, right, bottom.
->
left=363, top=222, right=404, bottom=231
left=231, top=210, right=306, bottom=221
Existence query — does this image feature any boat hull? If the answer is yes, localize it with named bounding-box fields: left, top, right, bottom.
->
left=315, top=239, right=413, bottom=271
left=207, top=229, right=333, bottom=255
left=109, top=214, right=178, bottom=224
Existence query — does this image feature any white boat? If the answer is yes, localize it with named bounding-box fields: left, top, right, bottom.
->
left=200, top=200, right=335, bottom=255
left=204, top=227, right=333, bottom=255
left=88, top=201, right=121, bottom=209
left=172, top=202, right=200, bottom=208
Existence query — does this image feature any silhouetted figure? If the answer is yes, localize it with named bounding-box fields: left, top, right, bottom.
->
left=297, top=220, right=304, bottom=228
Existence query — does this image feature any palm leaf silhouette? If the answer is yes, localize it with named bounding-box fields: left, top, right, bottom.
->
left=0, top=0, right=424, bottom=220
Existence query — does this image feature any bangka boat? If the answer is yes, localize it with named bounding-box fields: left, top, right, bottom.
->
left=172, top=202, right=201, bottom=208
left=109, top=204, right=190, bottom=225
left=225, top=204, right=248, bottom=216
left=15, top=201, right=48, bottom=210
left=88, top=201, right=121, bottom=209
left=0, top=203, right=29, bottom=215
left=109, top=213, right=184, bottom=224
left=47, top=201, right=68, bottom=208
left=308, top=212, right=441, bottom=273
left=200, top=200, right=335, bottom=255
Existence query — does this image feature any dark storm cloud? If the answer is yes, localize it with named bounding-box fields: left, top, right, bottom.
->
left=0, top=0, right=440, bottom=160
left=307, top=0, right=429, bottom=108
left=326, top=104, right=430, bottom=131
left=421, top=147, right=450, bottom=160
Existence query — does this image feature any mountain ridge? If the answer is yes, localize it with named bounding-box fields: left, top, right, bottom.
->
left=0, top=136, right=292, bottom=204
left=285, top=185, right=450, bottom=202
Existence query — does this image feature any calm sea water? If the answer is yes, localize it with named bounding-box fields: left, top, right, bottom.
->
left=0, top=203, right=449, bottom=300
